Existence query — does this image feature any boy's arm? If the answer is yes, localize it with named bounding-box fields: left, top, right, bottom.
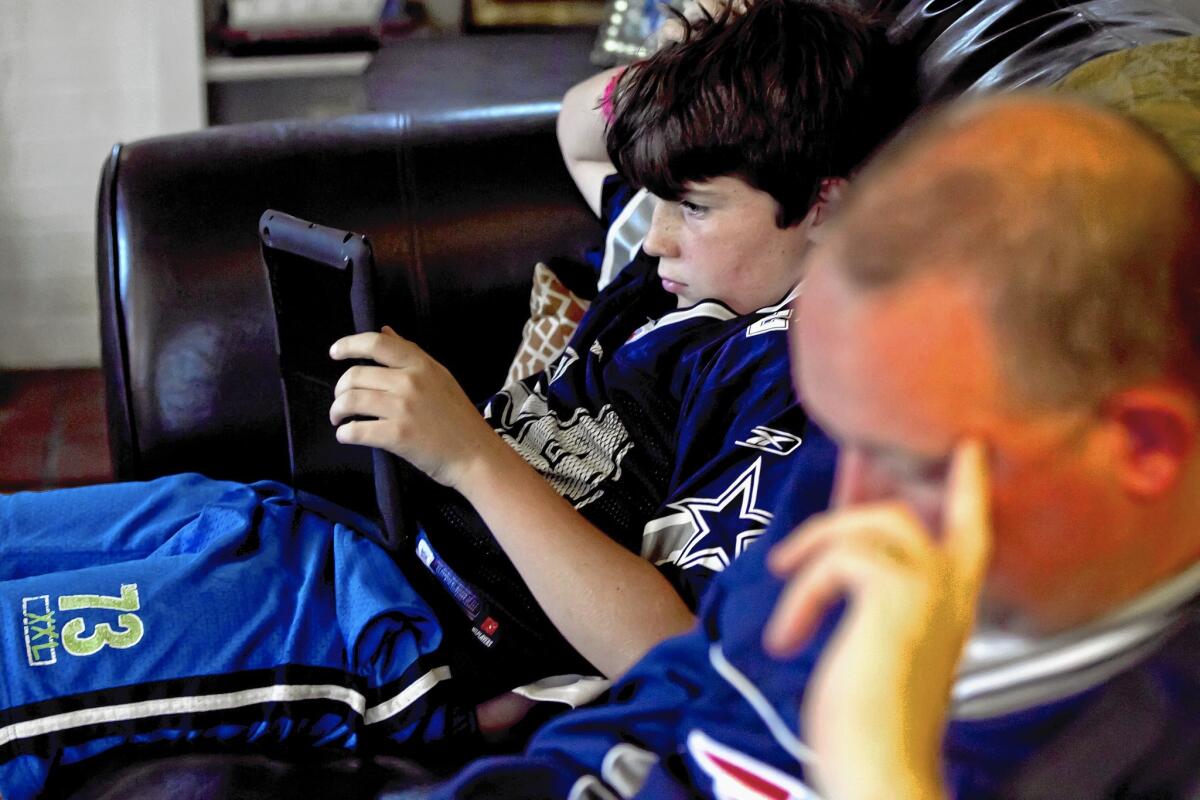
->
left=556, top=0, right=748, bottom=217
left=331, top=328, right=695, bottom=678
left=557, top=67, right=623, bottom=217
left=455, top=430, right=697, bottom=677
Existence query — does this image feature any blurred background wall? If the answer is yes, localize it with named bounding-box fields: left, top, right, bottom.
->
left=0, top=0, right=205, bottom=368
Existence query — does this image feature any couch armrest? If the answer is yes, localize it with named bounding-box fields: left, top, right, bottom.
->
left=96, top=106, right=602, bottom=484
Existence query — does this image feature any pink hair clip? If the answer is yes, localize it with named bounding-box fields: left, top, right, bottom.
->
left=600, top=68, right=627, bottom=125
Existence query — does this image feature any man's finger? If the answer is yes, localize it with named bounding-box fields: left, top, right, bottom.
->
left=768, top=503, right=931, bottom=577
left=764, top=553, right=848, bottom=656
left=940, top=439, right=992, bottom=585
left=764, top=544, right=900, bottom=656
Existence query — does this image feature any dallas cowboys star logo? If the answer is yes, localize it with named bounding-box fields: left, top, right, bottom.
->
left=665, top=459, right=773, bottom=571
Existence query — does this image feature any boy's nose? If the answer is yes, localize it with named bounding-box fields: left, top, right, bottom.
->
left=643, top=201, right=682, bottom=259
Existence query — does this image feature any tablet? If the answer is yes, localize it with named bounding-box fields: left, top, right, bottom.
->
left=260, top=210, right=409, bottom=550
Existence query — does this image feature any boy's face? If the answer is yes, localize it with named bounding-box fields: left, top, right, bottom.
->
left=643, top=176, right=812, bottom=314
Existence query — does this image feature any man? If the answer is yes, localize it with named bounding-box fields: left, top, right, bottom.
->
left=770, top=94, right=1200, bottom=797
left=434, top=95, right=1200, bottom=798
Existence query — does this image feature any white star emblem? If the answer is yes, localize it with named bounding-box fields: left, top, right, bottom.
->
left=666, top=459, right=773, bottom=571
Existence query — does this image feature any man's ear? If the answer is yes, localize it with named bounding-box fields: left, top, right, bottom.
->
left=804, top=178, right=849, bottom=241
left=1105, top=385, right=1199, bottom=498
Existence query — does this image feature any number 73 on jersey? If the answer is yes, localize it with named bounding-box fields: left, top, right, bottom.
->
left=23, top=583, right=145, bottom=667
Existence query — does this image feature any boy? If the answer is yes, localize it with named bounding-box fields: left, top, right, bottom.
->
left=0, top=2, right=911, bottom=796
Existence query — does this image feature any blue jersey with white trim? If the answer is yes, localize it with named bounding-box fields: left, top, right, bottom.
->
left=409, top=246, right=818, bottom=699
left=483, top=250, right=809, bottom=607
left=437, top=443, right=1200, bottom=799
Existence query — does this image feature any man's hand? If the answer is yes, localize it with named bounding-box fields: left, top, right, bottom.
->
left=329, top=327, right=505, bottom=490
left=763, top=440, right=992, bottom=800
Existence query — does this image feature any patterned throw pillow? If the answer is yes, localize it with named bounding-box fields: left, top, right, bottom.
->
left=505, top=262, right=593, bottom=384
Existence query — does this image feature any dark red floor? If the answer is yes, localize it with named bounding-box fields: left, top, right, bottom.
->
left=0, top=369, right=114, bottom=492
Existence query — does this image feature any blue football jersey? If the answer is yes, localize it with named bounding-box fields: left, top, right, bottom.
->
left=409, top=249, right=817, bottom=702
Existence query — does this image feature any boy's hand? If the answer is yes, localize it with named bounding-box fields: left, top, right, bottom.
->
left=329, top=327, right=504, bottom=489
left=762, top=440, right=992, bottom=800
left=657, top=0, right=747, bottom=46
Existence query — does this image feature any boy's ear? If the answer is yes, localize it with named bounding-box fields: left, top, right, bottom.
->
left=804, top=177, right=849, bottom=241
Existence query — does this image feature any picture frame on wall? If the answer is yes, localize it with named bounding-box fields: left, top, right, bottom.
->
left=467, top=0, right=607, bottom=29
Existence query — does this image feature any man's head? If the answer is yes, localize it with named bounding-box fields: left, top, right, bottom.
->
left=606, top=0, right=913, bottom=313
left=795, top=96, right=1200, bottom=632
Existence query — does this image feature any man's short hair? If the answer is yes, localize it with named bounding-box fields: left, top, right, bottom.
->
left=605, top=0, right=914, bottom=228
left=830, top=96, right=1200, bottom=406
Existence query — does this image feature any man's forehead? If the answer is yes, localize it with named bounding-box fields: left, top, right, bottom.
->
left=795, top=251, right=1001, bottom=453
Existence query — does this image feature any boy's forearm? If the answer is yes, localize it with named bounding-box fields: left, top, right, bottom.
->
left=558, top=67, right=623, bottom=216
left=558, top=67, right=622, bottom=165
left=456, top=434, right=696, bottom=677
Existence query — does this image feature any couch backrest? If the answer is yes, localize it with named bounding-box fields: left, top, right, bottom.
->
left=97, top=106, right=602, bottom=483
left=873, top=0, right=1199, bottom=102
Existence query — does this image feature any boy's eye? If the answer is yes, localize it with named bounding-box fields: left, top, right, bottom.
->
left=680, top=200, right=708, bottom=217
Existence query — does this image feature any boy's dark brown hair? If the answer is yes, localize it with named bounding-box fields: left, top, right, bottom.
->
left=606, top=0, right=915, bottom=227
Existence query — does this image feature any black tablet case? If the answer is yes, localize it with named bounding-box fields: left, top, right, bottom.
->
left=261, top=211, right=599, bottom=695
left=260, top=210, right=408, bottom=550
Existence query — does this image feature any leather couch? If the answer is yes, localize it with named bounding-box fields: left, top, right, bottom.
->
left=78, top=2, right=1198, bottom=797
left=881, top=0, right=1197, bottom=101
left=97, top=106, right=602, bottom=488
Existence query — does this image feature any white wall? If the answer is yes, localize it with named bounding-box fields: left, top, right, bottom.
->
left=0, top=0, right=205, bottom=368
